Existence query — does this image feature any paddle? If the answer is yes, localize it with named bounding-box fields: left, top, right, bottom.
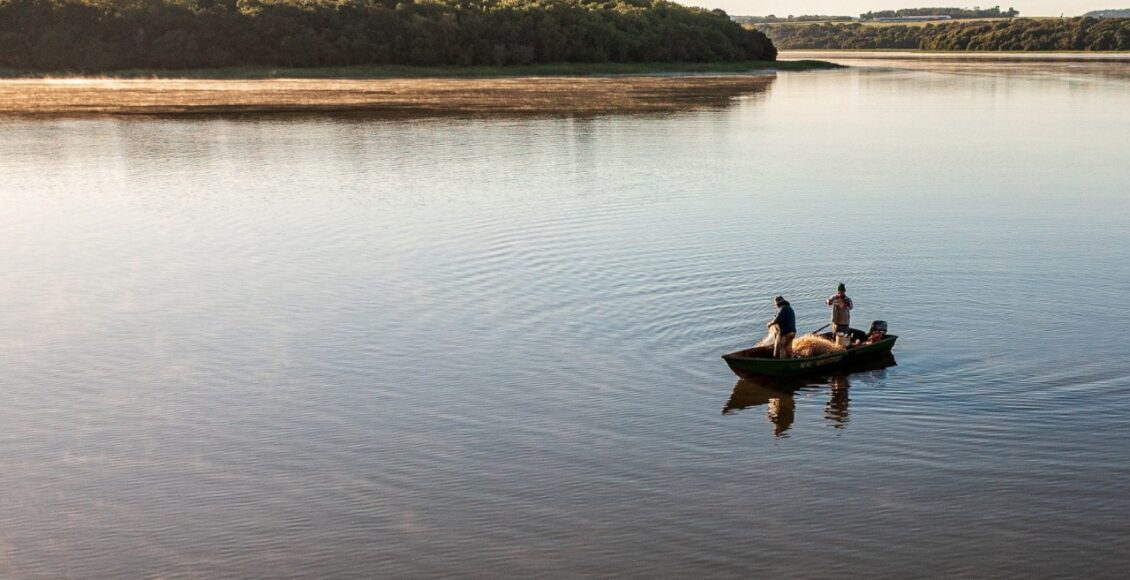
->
left=808, top=323, right=830, bottom=336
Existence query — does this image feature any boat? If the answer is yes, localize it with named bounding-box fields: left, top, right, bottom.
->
left=722, top=328, right=898, bottom=379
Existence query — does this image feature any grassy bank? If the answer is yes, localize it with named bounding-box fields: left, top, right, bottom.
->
left=0, top=60, right=841, bottom=80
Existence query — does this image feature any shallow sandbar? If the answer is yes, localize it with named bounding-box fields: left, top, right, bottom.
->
left=0, top=75, right=775, bottom=117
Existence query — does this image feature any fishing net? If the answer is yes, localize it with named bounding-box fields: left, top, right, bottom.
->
left=791, top=335, right=845, bottom=357
left=755, top=326, right=778, bottom=347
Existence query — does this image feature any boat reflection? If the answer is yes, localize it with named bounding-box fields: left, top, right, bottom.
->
left=722, top=354, right=896, bottom=437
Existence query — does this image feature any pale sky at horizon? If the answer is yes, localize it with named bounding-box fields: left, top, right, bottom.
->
left=684, top=1, right=1121, bottom=17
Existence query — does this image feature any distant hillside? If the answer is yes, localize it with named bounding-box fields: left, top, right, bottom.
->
left=1084, top=9, right=1130, bottom=17
left=0, top=0, right=776, bottom=73
left=764, top=17, right=1130, bottom=50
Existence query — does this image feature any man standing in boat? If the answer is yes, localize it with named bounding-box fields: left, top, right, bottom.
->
left=767, top=295, right=796, bottom=359
left=826, top=282, right=853, bottom=337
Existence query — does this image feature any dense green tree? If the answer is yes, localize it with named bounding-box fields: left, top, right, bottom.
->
left=860, top=6, right=1019, bottom=20
left=763, top=17, right=1130, bottom=51
left=0, top=0, right=776, bottom=72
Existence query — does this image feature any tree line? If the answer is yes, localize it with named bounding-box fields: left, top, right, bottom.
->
left=860, top=6, right=1018, bottom=20
left=763, top=17, right=1130, bottom=51
left=0, top=0, right=776, bottom=73
left=733, top=14, right=853, bottom=24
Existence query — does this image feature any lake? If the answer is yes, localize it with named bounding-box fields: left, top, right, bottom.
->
left=2, top=54, right=1129, bottom=577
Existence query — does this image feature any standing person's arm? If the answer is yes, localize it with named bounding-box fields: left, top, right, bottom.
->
left=845, top=297, right=853, bottom=310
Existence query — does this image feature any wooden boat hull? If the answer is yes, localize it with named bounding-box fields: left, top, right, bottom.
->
left=722, top=330, right=898, bottom=379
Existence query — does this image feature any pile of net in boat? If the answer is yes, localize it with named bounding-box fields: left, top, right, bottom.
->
left=753, top=330, right=845, bottom=357
left=790, top=335, right=844, bottom=357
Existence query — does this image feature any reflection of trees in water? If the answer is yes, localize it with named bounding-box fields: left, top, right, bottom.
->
left=723, top=356, right=894, bottom=437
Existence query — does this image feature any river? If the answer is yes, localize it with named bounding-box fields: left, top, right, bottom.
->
left=2, top=54, right=1129, bottom=577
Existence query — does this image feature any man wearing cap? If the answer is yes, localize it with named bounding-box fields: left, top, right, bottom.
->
left=826, top=283, right=854, bottom=337
left=767, top=295, right=796, bottom=359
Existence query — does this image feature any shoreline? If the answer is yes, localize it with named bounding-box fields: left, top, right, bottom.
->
left=0, top=60, right=840, bottom=80
left=779, top=50, right=1130, bottom=61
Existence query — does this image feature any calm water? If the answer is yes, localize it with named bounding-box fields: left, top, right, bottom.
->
left=3, top=57, right=1130, bottom=578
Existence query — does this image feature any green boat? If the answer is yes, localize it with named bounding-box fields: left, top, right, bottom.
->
left=722, top=327, right=898, bottom=379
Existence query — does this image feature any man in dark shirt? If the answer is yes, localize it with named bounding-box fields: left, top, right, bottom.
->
left=767, top=295, right=796, bottom=359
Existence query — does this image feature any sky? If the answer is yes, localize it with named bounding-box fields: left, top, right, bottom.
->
left=684, top=1, right=1121, bottom=17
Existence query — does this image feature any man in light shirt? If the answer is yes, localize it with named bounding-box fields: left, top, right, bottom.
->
left=826, top=282, right=853, bottom=337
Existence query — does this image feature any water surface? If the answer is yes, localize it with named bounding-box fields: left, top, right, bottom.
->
left=2, top=57, right=1130, bottom=577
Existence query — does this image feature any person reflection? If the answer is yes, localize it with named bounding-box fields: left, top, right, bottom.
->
left=824, top=374, right=851, bottom=428
left=766, top=392, right=796, bottom=437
